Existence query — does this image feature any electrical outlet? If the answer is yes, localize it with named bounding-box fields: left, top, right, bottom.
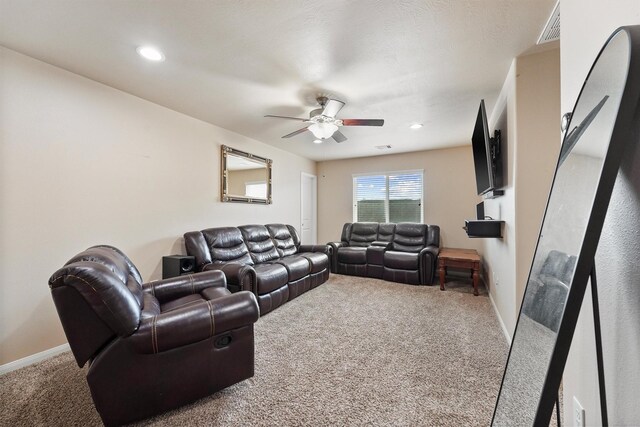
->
left=573, top=396, right=585, bottom=427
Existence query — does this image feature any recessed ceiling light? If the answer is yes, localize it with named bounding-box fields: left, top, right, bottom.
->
left=313, top=139, right=323, bottom=144
left=410, top=123, right=423, bottom=129
left=136, top=46, right=165, bottom=62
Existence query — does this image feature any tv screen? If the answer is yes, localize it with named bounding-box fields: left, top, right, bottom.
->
left=471, top=99, right=494, bottom=195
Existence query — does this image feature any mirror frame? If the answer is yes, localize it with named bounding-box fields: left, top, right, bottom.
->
left=492, top=25, right=640, bottom=425
left=221, top=145, right=272, bottom=204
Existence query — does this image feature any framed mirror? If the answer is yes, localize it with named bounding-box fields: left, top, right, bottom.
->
left=221, top=145, right=272, bottom=204
left=492, top=26, right=640, bottom=426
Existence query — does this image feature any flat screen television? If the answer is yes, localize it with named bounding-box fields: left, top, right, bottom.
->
left=471, top=99, right=501, bottom=196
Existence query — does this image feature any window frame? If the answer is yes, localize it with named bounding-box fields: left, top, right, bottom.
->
left=352, top=169, right=424, bottom=223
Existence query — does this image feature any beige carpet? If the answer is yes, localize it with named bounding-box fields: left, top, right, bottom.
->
left=1, top=274, right=508, bottom=426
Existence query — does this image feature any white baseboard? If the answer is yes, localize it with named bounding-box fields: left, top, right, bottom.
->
left=0, top=343, right=70, bottom=376
left=488, top=292, right=512, bottom=345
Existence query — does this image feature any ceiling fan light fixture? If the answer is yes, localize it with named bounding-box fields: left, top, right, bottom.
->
left=410, top=123, right=423, bottom=129
left=309, top=122, right=338, bottom=139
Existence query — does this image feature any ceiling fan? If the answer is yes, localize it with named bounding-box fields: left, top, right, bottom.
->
left=265, top=97, right=384, bottom=143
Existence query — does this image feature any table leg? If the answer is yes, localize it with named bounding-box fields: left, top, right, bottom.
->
left=439, top=263, right=446, bottom=291
left=472, top=262, right=479, bottom=296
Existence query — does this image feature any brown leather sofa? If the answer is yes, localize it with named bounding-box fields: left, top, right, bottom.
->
left=49, top=245, right=259, bottom=426
left=184, top=223, right=330, bottom=315
left=328, top=222, right=440, bottom=285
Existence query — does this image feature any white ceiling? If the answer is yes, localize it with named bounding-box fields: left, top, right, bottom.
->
left=0, top=0, right=556, bottom=161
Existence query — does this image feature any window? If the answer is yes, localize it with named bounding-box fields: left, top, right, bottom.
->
left=353, top=170, right=423, bottom=223
left=245, top=181, right=267, bottom=198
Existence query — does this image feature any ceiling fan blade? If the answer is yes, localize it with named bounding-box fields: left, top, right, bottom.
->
left=282, top=127, right=309, bottom=138
left=341, top=119, right=385, bottom=126
left=332, top=130, right=348, bottom=143
left=265, top=114, right=308, bottom=122
left=321, top=99, right=345, bottom=118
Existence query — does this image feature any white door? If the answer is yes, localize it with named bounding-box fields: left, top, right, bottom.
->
left=300, top=173, right=317, bottom=244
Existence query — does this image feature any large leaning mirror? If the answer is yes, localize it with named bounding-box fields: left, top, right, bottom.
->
left=221, top=145, right=272, bottom=204
left=492, top=26, right=640, bottom=426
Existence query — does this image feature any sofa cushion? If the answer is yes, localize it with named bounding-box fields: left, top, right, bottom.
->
left=253, top=263, right=289, bottom=295
left=160, top=294, right=204, bottom=313
left=202, top=227, right=253, bottom=264
left=377, top=223, right=396, bottom=242
left=275, top=255, right=310, bottom=282
left=391, top=223, right=428, bottom=252
left=201, top=286, right=232, bottom=301
left=348, top=222, right=379, bottom=247
left=384, top=251, right=420, bottom=270
left=298, top=252, right=329, bottom=273
left=266, top=224, right=298, bottom=257
left=239, top=225, right=281, bottom=263
left=337, top=247, right=368, bottom=264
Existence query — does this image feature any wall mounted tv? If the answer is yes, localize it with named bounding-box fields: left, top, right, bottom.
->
left=472, top=99, right=503, bottom=197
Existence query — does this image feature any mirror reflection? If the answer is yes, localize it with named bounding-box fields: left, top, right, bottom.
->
left=221, top=145, right=272, bottom=204
left=492, top=30, right=631, bottom=425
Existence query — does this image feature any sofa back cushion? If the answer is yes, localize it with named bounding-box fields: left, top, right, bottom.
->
left=286, top=225, right=302, bottom=247
left=49, top=246, right=143, bottom=366
left=340, top=223, right=352, bottom=243
left=426, top=225, right=440, bottom=247
left=392, top=223, right=428, bottom=252
left=202, top=227, right=253, bottom=265
left=266, top=223, right=298, bottom=257
left=239, top=225, right=280, bottom=263
left=377, top=223, right=396, bottom=242
left=65, top=245, right=144, bottom=309
left=349, top=222, right=379, bottom=247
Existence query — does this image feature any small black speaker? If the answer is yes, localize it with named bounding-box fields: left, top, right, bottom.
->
left=464, top=220, right=503, bottom=238
left=162, top=255, right=196, bottom=279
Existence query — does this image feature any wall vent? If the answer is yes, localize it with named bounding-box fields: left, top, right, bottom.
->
left=375, top=145, right=392, bottom=150
left=537, top=1, right=560, bottom=44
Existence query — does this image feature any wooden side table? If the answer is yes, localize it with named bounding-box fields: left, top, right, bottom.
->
left=438, top=248, right=481, bottom=296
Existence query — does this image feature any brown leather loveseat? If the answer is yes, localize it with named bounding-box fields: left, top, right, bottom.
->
left=49, top=245, right=259, bottom=426
left=328, top=222, right=440, bottom=285
left=184, top=223, right=330, bottom=315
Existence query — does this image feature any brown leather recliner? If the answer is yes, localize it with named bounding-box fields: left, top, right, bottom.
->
left=49, top=245, right=259, bottom=426
left=382, top=222, right=440, bottom=285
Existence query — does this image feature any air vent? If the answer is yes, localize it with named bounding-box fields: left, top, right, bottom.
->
left=537, top=1, right=560, bottom=44
left=375, top=145, right=392, bottom=150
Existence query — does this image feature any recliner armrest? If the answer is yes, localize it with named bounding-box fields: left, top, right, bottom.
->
left=298, top=244, right=330, bottom=255
left=371, top=241, right=392, bottom=249
left=203, top=262, right=257, bottom=295
left=420, top=245, right=440, bottom=259
left=327, top=241, right=347, bottom=251
left=419, top=245, right=441, bottom=285
left=129, top=291, right=259, bottom=354
left=142, top=270, right=226, bottom=303
left=326, top=242, right=346, bottom=273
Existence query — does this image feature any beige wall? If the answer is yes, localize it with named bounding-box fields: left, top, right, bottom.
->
left=317, top=146, right=483, bottom=253
left=513, top=48, right=561, bottom=311
left=483, top=47, right=561, bottom=337
left=561, top=2, right=640, bottom=424
left=0, top=47, right=315, bottom=365
left=482, top=60, right=518, bottom=336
